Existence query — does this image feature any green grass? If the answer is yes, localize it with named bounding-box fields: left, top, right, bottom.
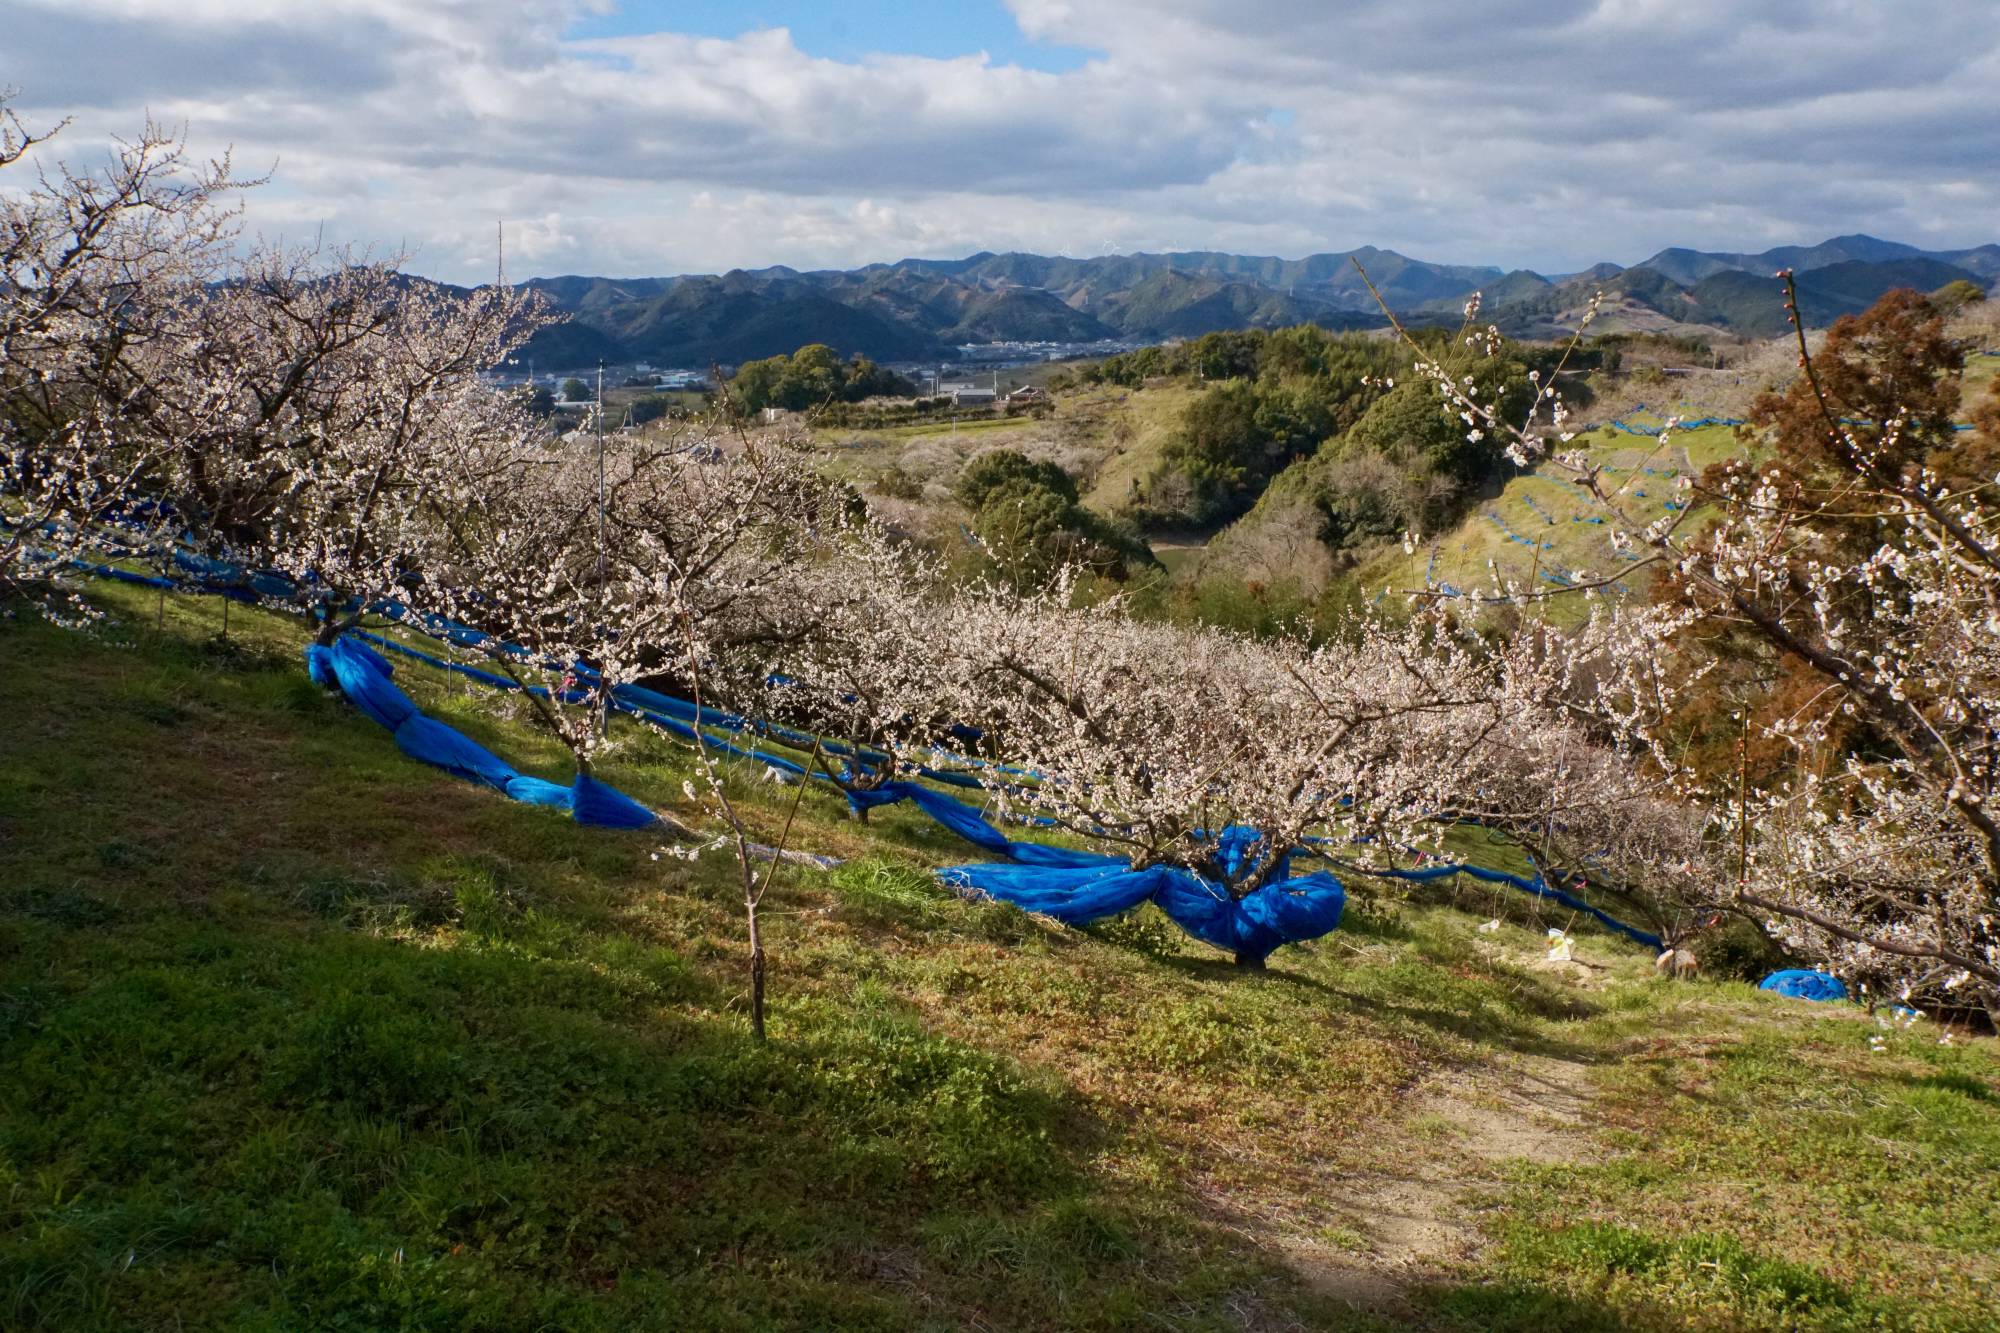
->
left=812, top=414, right=1052, bottom=505
left=1963, top=352, right=1999, bottom=403
left=1435, top=994, right=2000, bottom=1330
left=1078, top=384, right=1203, bottom=516
left=3, top=586, right=1997, bottom=1330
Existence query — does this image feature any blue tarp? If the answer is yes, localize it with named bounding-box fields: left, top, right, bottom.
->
left=850, top=781, right=1346, bottom=964
left=299, top=630, right=1614, bottom=966
left=1365, top=861, right=1663, bottom=950
left=1608, top=416, right=1744, bottom=437
left=1759, top=968, right=1849, bottom=1002
left=307, top=636, right=661, bottom=828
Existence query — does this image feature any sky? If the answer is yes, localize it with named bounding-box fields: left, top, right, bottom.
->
left=4, top=1, right=1997, bottom=285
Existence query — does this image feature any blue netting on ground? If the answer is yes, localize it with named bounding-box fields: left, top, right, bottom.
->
left=1484, top=511, right=1557, bottom=551
left=571, top=773, right=661, bottom=828
left=849, top=781, right=1345, bottom=964
left=306, top=636, right=660, bottom=829
left=1366, top=861, right=1663, bottom=949
left=1759, top=969, right=1848, bottom=1002
left=1608, top=416, right=1745, bottom=437
left=847, top=782, right=1091, bottom=863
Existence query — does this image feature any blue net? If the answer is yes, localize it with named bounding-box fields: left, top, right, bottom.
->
left=1607, top=415, right=1744, bottom=437
left=849, top=782, right=1345, bottom=964
left=1759, top=969, right=1848, bottom=1002
left=1363, top=861, right=1662, bottom=950
left=571, top=773, right=662, bottom=829
left=306, top=636, right=661, bottom=829
left=847, top=782, right=1088, bottom=863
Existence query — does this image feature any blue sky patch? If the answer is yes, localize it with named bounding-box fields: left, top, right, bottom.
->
left=565, top=1, right=1098, bottom=71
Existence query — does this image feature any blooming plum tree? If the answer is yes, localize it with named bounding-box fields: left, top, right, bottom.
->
left=1367, top=264, right=2000, bottom=1018
left=1, top=97, right=246, bottom=614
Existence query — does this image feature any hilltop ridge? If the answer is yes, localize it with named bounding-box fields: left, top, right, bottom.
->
left=515, top=234, right=1997, bottom=368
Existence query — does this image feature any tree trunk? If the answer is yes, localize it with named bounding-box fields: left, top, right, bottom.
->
left=747, top=899, right=767, bottom=1041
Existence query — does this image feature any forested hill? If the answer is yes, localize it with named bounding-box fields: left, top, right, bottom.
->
left=515, top=234, right=1999, bottom=369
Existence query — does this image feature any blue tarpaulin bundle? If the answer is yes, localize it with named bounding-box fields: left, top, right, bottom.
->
left=849, top=781, right=1346, bottom=964
left=1759, top=969, right=1849, bottom=1002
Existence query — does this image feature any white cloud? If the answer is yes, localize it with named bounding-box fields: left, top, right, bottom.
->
left=3, top=0, right=1995, bottom=282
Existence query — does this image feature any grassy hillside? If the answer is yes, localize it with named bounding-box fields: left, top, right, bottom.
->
left=1075, top=384, right=1206, bottom=516
left=1348, top=421, right=1747, bottom=607
left=1965, top=350, right=2000, bottom=398
left=809, top=382, right=1201, bottom=527
left=4, top=587, right=1998, bottom=1331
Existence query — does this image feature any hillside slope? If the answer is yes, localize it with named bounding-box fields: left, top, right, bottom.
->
left=3, top=591, right=1997, bottom=1331
left=1339, top=420, right=1750, bottom=608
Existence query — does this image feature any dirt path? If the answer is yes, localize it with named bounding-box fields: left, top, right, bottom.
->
left=1270, top=1049, right=1600, bottom=1316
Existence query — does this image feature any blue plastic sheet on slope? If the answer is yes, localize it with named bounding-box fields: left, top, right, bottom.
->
left=616, top=690, right=818, bottom=779
left=70, top=560, right=177, bottom=590
left=1759, top=969, right=1848, bottom=1002
left=1483, top=511, right=1556, bottom=552
left=849, top=781, right=1346, bottom=963
left=353, top=627, right=1002, bottom=808
left=170, top=550, right=298, bottom=602
left=1366, top=861, right=1663, bottom=950
left=354, top=630, right=529, bottom=694
left=571, top=773, right=660, bottom=828
left=306, top=636, right=661, bottom=829
left=351, top=627, right=822, bottom=781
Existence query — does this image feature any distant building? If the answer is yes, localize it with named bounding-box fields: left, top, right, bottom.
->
left=939, top=382, right=998, bottom=406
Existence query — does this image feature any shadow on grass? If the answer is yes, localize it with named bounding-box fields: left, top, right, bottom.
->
left=1902, top=1070, right=1998, bottom=1104
left=1413, top=1279, right=1683, bottom=1332
left=2, top=893, right=1187, bottom=1331
left=1145, top=944, right=1609, bottom=1063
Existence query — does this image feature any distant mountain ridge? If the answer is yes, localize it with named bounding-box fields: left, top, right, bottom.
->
left=516, top=234, right=1998, bottom=369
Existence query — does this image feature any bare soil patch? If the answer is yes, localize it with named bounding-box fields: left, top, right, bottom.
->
left=1270, top=1049, right=1600, bottom=1320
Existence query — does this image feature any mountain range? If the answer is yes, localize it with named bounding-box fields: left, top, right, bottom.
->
left=516, top=234, right=2000, bottom=370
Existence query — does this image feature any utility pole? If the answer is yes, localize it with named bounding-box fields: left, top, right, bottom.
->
left=595, top=359, right=607, bottom=586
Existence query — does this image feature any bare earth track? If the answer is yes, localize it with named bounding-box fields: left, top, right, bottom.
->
left=1269, top=1048, right=1600, bottom=1319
